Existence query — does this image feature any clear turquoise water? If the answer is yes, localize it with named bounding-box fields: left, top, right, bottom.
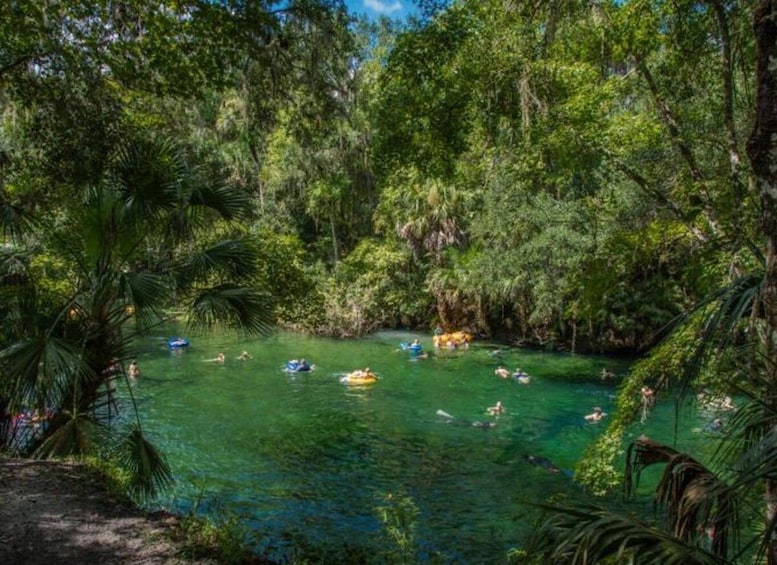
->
left=124, top=329, right=714, bottom=563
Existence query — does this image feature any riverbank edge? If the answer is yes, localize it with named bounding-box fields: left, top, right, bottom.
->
left=0, top=456, right=264, bottom=564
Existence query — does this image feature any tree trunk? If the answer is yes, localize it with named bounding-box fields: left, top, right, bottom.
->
left=709, top=0, right=748, bottom=239
left=330, top=213, right=339, bottom=265
left=747, top=2, right=777, bottom=563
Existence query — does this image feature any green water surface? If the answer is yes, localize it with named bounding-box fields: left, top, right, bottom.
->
left=124, top=329, right=715, bottom=563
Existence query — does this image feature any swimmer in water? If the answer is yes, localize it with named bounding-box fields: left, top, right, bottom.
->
left=436, top=410, right=496, bottom=429
left=525, top=455, right=561, bottom=473
left=641, top=385, right=656, bottom=407
left=524, top=454, right=573, bottom=477
left=487, top=401, right=504, bottom=416
left=495, top=366, right=510, bottom=379
left=585, top=406, right=607, bottom=422
left=206, top=353, right=225, bottom=364
left=513, top=368, right=530, bottom=384
left=704, top=418, right=724, bottom=433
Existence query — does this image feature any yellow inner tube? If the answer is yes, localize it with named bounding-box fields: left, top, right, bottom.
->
left=433, top=331, right=472, bottom=347
left=346, top=371, right=377, bottom=384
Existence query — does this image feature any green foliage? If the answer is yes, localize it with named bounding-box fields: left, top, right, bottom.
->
left=0, top=122, right=270, bottom=501
left=111, top=423, right=174, bottom=505
left=574, top=427, right=626, bottom=498
left=364, top=0, right=757, bottom=354
left=0, top=0, right=760, bottom=355
left=251, top=229, right=319, bottom=324
left=374, top=166, right=474, bottom=266
left=372, top=3, right=476, bottom=178
left=375, top=491, right=421, bottom=564
left=318, top=238, right=430, bottom=336
left=579, top=255, right=765, bottom=494
left=571, top=254, right=769, bottom=561
left=527, top=500, right=723, bottom=565
left=176, top=504, right=258, bottom=564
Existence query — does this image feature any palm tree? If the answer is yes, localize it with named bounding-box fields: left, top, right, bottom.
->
left=0, top=134, right=270, bottom=502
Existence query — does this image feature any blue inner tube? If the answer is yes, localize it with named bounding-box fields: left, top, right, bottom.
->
left=400, top=342, right=423, bottom=351
left=167, top=337, right=189, bottom=349
left=286, top=361, right=311, bottom=372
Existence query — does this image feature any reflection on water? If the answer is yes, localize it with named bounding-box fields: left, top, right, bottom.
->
left=122, top=329, right=708, bottom=562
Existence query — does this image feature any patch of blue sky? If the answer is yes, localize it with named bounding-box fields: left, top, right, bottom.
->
left=345, top=0, right=414, bottom=20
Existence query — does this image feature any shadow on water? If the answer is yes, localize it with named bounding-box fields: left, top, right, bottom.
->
left=122, top=329, right=700, bottom=562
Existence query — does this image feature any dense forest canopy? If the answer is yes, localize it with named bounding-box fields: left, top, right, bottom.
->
left=4, top=0, right=777, bottom=562
left=0, top=0, right=757, bottom=351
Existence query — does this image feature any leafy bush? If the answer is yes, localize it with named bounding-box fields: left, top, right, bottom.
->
left=317, top=239, right=431, bottom=336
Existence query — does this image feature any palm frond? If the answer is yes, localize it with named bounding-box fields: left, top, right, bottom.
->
left=729, top=420, right=777, bottom=489
left=33, top=411, right=102, bottom=458
left=673, top=271, right=763, bottom=399
left=0, top=248, right=37, bottom=330
left=117, top=271, right=171, bottom=329
left=114, top=138, right=250, bottom=239
left=188, top=182, right=251, bottom=222
left=177, top=238, right=259, bottom=287
left=625, top=436, right=736, bottom=558
left=0, top=336, right=91, bottom=412
left=112, top=135, right=186, bottom=215
left=187, top=284, right=273, bottom=334
left=711, top=399, right=759, bottom=469
left=111, top=422, right=173, bottom=504
left=0, top=246, right=32, bottom=284
left=527, top=501, right=726, bottom=565
left=0, top=193, right=36, bottom=241
left=713, top=394, right=777, bottom=563
left=75, top=186, right=122, bottom=266
left=111, top=135, right=203, bottom=247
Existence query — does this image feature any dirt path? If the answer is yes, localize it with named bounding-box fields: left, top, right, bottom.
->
left=0, top=458, right=216, bottom=564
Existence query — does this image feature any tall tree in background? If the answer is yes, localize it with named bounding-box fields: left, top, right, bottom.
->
left=747, top=2, right=777, bottom=562
left=526, top=2, right=777, bottom=563
left=367, top=0, right=754, bottom=347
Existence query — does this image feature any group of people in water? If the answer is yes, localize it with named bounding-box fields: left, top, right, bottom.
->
left=436, top=409, right=496, bottom=430
left=196, top=339, right=734, bottom=437
left=432, top=327, right=472, bottom=350
left=696, top=389, right=737, bottom=433
left=205, top=351, right=253, bottom=364
left=494, top=366, right=530, bottom=384
left=489, top=365, right=609, bottom=425
left=697, top=389, right=736, bottom=412
left=104, top=357, right=141, bottom=380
